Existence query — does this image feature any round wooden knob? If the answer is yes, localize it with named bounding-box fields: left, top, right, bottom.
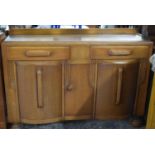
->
left=67, top=84, right=73, bottom=91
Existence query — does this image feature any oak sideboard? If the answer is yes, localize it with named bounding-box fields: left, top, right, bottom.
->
left=1, top=29, right=153, bottom=127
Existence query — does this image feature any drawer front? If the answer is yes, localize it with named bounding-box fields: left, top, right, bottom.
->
left=7, top=47, right=70, bottom=60
left=91, top=46, right=150, bottom=59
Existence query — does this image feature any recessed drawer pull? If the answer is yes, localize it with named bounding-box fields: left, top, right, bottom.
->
left=108, top=49, right=132, bottom=56
left=25, top=50, right=51, bottom=57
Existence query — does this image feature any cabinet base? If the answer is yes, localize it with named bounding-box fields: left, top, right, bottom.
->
left=7, top=117, right=146, bottom=128
left=11, top=123, right=21, bottom=129
left=129, top=117, right=145, bottom=128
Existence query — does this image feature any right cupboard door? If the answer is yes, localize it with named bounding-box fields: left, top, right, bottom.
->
left=95, top=59, right=139, bottom=119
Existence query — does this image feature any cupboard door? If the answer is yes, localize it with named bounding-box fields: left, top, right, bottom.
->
left=16, top=61, right=64, bottom=123
left=65, top=61, right=94, bottom=119
left=95, top=59, right=139, bottom=119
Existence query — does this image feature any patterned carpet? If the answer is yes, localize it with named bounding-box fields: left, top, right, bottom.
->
left=12, top=120, right=144, bottom=129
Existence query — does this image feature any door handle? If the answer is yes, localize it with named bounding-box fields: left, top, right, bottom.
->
left=65, top=62, right=74, bottom=91
left=36, top=68, right=43, bottom=108
left=116, top=67, right=123, bottom=104
left=66, top=84, right=74, bottom=91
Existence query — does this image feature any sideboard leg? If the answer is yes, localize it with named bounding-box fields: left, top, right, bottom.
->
left=129, top=116, right=145, bottom=128
left=11, top=123, right=21, bottom=129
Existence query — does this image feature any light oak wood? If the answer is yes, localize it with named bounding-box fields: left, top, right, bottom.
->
left=16, top=61, right=63, bottom=123
left=70, top=45, right=90, bottom=59
left=0, top=32, right=6, bottom=128
left=134, top=60, right=150, bottom=116
left=108, top=49, right=132, bottom=56
left=64, top=60, right=94, bottom=119
left=4, top=34, right=152, bottom=46
left=7, top=61, right=20, bottom=123
left=95, top=59, right=139, bottom=119
left=25, top=50, right=51, bottom=57
left=7, top=46, right=70, bottom=60
left=93, top=62, right=98, bottom=119
left=116, top=67, right=123, bottom=105
left=91, top=46, right=150, bottom=59
left=36, top=68, right=43, bottom=108
left=1, top=29, right=153, bottom=126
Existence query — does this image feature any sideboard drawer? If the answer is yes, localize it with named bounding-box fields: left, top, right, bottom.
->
left=7, top=47, right=70, bottom=60
left=91, top=46, right=150, bottom=59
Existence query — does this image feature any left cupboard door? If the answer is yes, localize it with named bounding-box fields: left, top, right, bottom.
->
left=9, top=61, right=64, bottom=124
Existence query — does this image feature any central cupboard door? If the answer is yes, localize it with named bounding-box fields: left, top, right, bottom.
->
left=64, top=61, right=94, bottom=119
left=16, top=61, right=64, bottom=123
left=95, top=59, right=139, bottom=119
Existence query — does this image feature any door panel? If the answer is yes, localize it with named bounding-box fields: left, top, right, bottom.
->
left=16, top=61, right=63, bottom=123
left=95, top=59, right=139, bottom=119
left=65, top=61, right=94, bottom=119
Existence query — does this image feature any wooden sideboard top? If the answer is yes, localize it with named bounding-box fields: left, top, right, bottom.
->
left=3, top=34, right=153, bottom=46
left=2, top=28, right=152, bottom=46
left=9, top=28, right=137, bottom=35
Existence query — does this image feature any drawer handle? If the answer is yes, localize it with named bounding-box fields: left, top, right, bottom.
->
left=25, top=50, right=51, bottom=57
left=36, top=69, right=43, bottom=108
left=116, top=67, right=123, bottom=104
left=108, top=49, right=132, bottom=56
